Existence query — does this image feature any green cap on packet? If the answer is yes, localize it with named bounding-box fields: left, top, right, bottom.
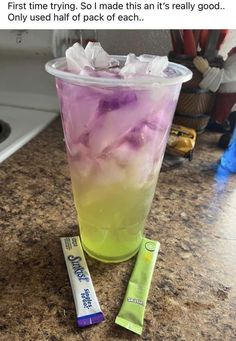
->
left=115, top=237, right=160, bottom=335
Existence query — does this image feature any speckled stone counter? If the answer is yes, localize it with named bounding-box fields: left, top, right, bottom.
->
left=1, top=119, right=236, bottom=341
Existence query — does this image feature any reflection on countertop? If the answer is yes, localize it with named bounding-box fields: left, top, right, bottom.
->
left=0, top=119, right=236, bottom=340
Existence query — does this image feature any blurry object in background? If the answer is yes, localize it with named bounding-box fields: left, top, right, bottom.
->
left=0, top=30, right=52, bottom=56
left=175, top=87, right=215, bottom=118
left=163, top=123, right=196, bottom=170
left=173, top=113, right=210, bottom=134
left=217, top=30, right=228, bottom=50
left=210, top=91, right=236, bottom=124
left=98, top=30, right=171, bottom=56
left=50, top=30, right=173, bottom=60
left=199, top=30, right=209, bottom=52
left=193, top=55, right=209, bottom=73
left=169, top=29, right=227, bottom=60
left=52, top=30, right=97, bottom=57
left=52, top=30, right=74, bottom=57
left=170, top=30, right=184, bottom=54
left=173, top=55, right=215, bottom=132
left=218, top=111, right=236, bottom=149
left=162, top=153, right=186, bottom=170
left=168, top=52, right=203, bottom=88
left=169, top=52, right=223, bottom=89
left=194, top=44, right=236, bottom=125
left=202, top=30, right=220, bottom=61
left=169, top=29, right=230, bottom=134
left=194, top=30, right=236, bottom=149
left=167, top=124, right=197, bottom=160
left=192, top=30, right=201, bottom=51
left=218, top=30, right=236, bottom=60
left=183, top=30, right=197, bottom=57
left=218, top=132, right=232, bottom=149
left=220, top=125, right=236, bottom=173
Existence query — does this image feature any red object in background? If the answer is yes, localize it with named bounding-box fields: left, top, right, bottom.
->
left=183, top=30, right=197, bottom=56
left=170, top=30, right=184, bottom=54
left=170, top=29, right=229, bottom=57
left=199, top=30, right=209, bottom=50
left=85, top=38, right=97, bottom=46
left=192, top=30, right=200, bottom=48
left=211, top=93, right=236, bottom=123
left=170, top=31, right=177, bottom=53
left=217, top=29, right=228, bottom=49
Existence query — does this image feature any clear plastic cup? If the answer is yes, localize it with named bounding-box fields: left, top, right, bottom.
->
left=46, top=56, right=192, bottom=263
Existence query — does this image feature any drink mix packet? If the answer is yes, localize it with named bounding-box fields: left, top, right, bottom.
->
left=115, top=237, right=160, bottom=335
left=61, top=236, right=104, bottom=327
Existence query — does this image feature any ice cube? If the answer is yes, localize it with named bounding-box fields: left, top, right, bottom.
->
left=120, top=61, right=148, bottom=76
left=85, top=42, right=119, bottom=68
left=65, top=42, right=119, bottom=73
left=88, top=88, right=173, bottom=156
left=66, top=42, right=93, bottom=73
left=112, top=143, right=132, bottom=167
left=97, top=91, right=137, bottom=116
left=95, top=158, right=126, bottom=185
left=126, top=146, right=155, bottom=186
left=121, top=115, right=168, bottom=153
left=138, top=54, right=156, bottom=62
left=59, top=82, right=112, bottom=149
left=88, top=90, right=158, bottom=155
left=121, top=53, right=169, bottom=77
left=146, top=56, right=168, bottom=76
left=70, top=152, right=94, bottom=180
left=72, top=156, right=94, bottom=178
left=60, top=93, right=99, bottom=146
left=79, top=66, right=97, bottom=77
left=66, top=141, right=88, bottom=159
left=111, top=116, right=162, bottom=167
left=120, top=53, right=147, bottom=76
left=120, top=53, right=168, bottom=76
left=125, top=124, right=146, bottom=149
left=125, top=53, right=139, bottom=65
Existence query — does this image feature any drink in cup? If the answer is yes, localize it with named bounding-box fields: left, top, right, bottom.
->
left=46, top=45, right=192, bottom=263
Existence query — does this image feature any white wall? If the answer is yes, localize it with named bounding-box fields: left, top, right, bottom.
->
left=0, top=30, right=52, bottom=55
left=0, top=29, right=171, bottom=57
left=98, top=30, right=171, bottom=56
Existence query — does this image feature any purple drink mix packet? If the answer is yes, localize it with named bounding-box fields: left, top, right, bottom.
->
left=61, top=236, right=105, bottom=327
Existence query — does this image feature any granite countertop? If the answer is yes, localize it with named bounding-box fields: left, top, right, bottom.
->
left=0, top=119, right=236, bottom=341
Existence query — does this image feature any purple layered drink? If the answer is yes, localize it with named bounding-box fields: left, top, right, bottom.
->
left=46, top=43, right=192, bottom=262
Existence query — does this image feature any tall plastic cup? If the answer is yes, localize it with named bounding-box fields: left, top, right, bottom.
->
left=46, top=56, right=192, bottom=263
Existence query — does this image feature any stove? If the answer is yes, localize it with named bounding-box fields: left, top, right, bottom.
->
left=0, top=106, right=57, bottom=163
left=0, top=120, right=11, bottom=144
left=0, top=30, right=59, bottom=163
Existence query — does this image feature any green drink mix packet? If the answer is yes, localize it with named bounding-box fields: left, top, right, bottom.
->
left=115, top=237, right=160, bottom=335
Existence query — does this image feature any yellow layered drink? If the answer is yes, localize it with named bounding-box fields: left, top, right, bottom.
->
left=58, top=84, right=180, bottom=262
left=46, top=44, right=191, bottom=262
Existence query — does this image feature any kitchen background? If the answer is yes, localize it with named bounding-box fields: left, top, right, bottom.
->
left=0, top=29, right=236, bottom=163
left=0, top=30, right=171, bottom=55
left=1, top=30, right=236, bottom=340
left=0, top=29, right=172, bottom=163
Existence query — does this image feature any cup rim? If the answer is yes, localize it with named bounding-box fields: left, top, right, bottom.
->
left=45, top=55, right=193, bottom=88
